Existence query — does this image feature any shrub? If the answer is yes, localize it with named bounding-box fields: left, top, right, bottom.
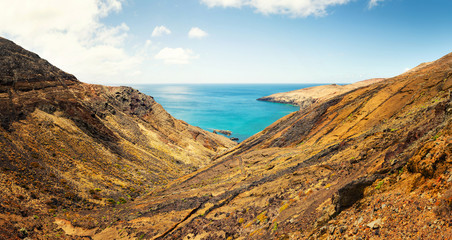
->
left=375, top=181, right=384, bottom=190
left=118, top=197, right=127, bottom=204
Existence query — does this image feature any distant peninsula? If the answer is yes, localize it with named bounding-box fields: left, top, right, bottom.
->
left=257, top=78, right=386, bottom=108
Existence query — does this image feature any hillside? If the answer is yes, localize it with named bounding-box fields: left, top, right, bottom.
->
left=72, top=53, right=450, bottom=239
left=0, top=37, right=235, bottom=239
left=257, top=78, right=386, bottom=108
left=0, top=37, right=450, bottom=240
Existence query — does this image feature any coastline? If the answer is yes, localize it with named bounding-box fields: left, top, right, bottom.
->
left=257, top=78, right=386, bottom=108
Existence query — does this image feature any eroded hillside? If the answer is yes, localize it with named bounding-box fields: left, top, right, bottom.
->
left=77, top=53, right=451, bottom=239
left=0, top=37, right=235, bottom=239
left=0, top=36, right=450, bottom=240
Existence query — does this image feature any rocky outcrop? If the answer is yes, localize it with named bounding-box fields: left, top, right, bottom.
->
left=332, top=175, right=380, bottom=213
left=213, top=129, right=232, bottom=136
left=257, top=78, right=386, bottom=108
left=0, top=37, right=78, bottom=92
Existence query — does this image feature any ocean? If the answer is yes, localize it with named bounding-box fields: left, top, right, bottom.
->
left=133, top=84, right=319, bottom=142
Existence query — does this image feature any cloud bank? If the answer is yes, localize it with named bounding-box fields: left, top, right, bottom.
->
left=201, top=0, right=352, bottom=17
left=0, top=0, right=142, bottom=83
left=202, top=0, right=383, bottom=17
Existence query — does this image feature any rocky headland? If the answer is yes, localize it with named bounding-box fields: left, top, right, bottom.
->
left=257, top=78, right=386, bottom=109
left=0, top=37, right=451, bottom=239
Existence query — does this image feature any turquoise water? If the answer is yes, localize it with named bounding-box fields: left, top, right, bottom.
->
left=133, top=84, right=319, bottom=142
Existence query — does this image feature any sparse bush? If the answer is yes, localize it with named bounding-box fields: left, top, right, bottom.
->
left=118, top=197, right=127, bottom=204
left=432, top=133, right=441, bottom=140
left=18, top=227, right=28, bottom=238
left=375, top=180, right=384, bottom=190
left=279, top=203, right=289, bottom=212
left=256, top=211, right=267, bottom=223
left=106, top=198, right=116, bottom=205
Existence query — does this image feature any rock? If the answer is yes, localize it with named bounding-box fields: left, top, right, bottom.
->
left=367, top=219, right=382, bottom=229
left=329, top=225, right=336, bottom=234
left=332, top=175, right=379, bottom=213
left=213, top=129, right=232, bottom=136
left=374, top=228, right=380, bottom=236
left=355, top=217, right=364, bottom=225
left=266, top=164, right=275, bottom=170
left=407, top=139, right=450, bottom=178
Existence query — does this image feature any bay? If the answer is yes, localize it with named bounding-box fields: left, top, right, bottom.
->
left=133, top=84, right=320, bottom=142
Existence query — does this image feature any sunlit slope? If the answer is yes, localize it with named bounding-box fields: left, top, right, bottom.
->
left=0, top=37, right=235, bottom=239
left=90, top=52, right=451, bottom=239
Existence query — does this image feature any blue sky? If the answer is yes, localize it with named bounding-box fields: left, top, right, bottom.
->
left=1, top=0, right=452, bottom=84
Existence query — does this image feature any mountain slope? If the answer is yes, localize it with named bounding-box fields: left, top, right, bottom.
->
left=1, top=37, right=450, bottom=239
left=81, top=53, right=451, bottom=239
left=0, top=37, right=235, bottom=239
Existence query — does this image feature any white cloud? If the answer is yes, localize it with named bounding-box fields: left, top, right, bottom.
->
left=152, top=25, right=172, bottom=37
left=145, top=40, right=152, bottom=48
left=155, top=48, right=199, bottom=64
left=368, top=0, right=383, bottom=9
left=188, top=27, right=209, bottom=39
left=0, top=0, right=143, bottom=84
left=202, top=0, right=245, bottom=8
left=201, top=0, right=352, bottom=17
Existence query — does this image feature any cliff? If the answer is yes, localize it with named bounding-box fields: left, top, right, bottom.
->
left=0, top=37, right=235, bottom=239
left=257, top=78, right=386, bottom=108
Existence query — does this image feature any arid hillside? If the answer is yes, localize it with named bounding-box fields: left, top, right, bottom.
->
left=0, top=37, right=450, bottom=240
left=71, top=53, right=451, bottom=240
left=0, top=37, right=235, bottom=239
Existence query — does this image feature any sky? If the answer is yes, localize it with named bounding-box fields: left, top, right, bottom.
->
left=1, top=0, right=452, bottom=85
